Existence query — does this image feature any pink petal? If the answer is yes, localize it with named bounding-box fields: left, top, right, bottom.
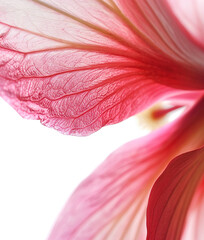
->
left=167, top=0, right=204, bottom=48
left=117, top=0, right=204, bottom=88
left=146, top=146, right=204, bottom=240
left=182, top=177, right=204, bottom=240
left=0, top=1, right=204, bottom=135
left=48, top=97, right=204, bottom=240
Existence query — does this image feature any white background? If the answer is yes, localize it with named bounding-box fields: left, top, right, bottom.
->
left=0, top=98, right=146, bottom=240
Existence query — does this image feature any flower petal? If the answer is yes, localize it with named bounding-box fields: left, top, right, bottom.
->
left=117, top=0, right=204, bottom=88
left=0, top=1, right=204, bottom=135
left=182, top=177, right=204, bottom=240
left=167, top=0, right=204, bottom=48
left=147, top=146, right=204, bottom=240
left=47, top=97, right=204, bottom=240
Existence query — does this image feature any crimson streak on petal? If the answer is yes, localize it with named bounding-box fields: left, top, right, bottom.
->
left=147, top=147, right=204, bottom=240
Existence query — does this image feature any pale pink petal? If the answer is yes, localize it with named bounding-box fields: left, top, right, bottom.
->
left=167, top=0, right=204, bottom=48
left=48, top=97, right=204, bottom=240
left=0, top=1, right=204, bottom=135
left=117, top=0, right=204, bottom=88
left=147, top=146, right=204, bottom=240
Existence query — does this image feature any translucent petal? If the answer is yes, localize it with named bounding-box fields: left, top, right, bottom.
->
left=167, top=0, right=204, bottom=48
left=0, top=1, right=204, bottom=135
left=48, top=97, right=204, bottom=240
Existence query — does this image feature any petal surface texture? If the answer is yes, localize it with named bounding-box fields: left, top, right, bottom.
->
left=167, top=0, right=204, bottom=47
left=0, top=0, right=204, bottom=135
left=47, top=97, right=204, bottom=240
left=181, top=176, right=204, bottom=240
left=147, top=146, right=204, bottom=240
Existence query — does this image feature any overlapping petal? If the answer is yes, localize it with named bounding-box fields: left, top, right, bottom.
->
left=182, top=177, right=204, bottom=240
left=167, top=0, right=204, bottom=48
left=147, top=146, right=204, bottom=240
left=0, top=0, right=204, bottom=135
left=47, top=97, right=204, bottom=240
left=115, top=0, right=204, bottom=88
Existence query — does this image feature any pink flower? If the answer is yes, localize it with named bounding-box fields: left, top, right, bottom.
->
left=0, top=0, right=204, bottom=239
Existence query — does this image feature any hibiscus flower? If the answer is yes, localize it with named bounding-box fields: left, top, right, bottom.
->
left=0, top=0, right=204, bottom=239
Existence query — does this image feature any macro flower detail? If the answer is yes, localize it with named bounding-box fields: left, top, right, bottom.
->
left=0, top=0, right=204, bottom=240
left=0, top=0, right=204, bottom=135
left=147, top=146, right=204, bottom=240
left=48, top=97, right=204, bottom=240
